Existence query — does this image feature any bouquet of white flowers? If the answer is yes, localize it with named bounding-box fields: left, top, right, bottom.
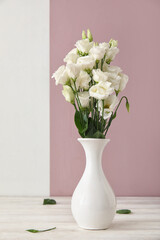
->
left=52, top=29, right=129, bottom=139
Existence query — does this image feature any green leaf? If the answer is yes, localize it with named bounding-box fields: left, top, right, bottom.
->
left=74, top=111, right=83, bottom=132
left=116, top=209, right=132, bottom=214
left=78, top=130, right=85, bottom=138
left=85, top=118, right=96, bottom=138
left=26, top=227, right=56, bottom=233
left=126, top=100, right=130, bottom=112
left=93, top=131, right=105, bottom=139
left=85, top=117, right=106, bottom=139
left=43, top=199, right=56, bottom=205
left=74, top=111, right=88, bottom=134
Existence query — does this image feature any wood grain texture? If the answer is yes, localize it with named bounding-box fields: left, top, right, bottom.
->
left=0, top=197, right=160, bottom=240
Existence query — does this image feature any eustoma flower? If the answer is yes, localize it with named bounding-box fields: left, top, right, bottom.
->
left=76, top=70, right=91, bottom=90
left=92, top=69, right=109, bottom=82
left=77, top=56, right=95, bottom=70
left=89, top=81, right=114, bottom=100
left=52, top=65, right=69, bottom=85
left=99, top=95, right=119, bottom=119
left=105, top=39, right=119, bottom=64
left=89, top=45, right=106, bottom=61
left=105, top=67, right=128, bottom=92
left=118, top=73, right=129, bottom=92
left=75, top=39, right=93, bottom=54
left=99, top=42, right=109, bottom=51
left=78, top=91, right=90, bottom=108
left=66, top=63, right=81, bottom=79
left=103, top=64, right=122, bottom=74
left=62, top=86, right=75, bottom=104
left=52, top=29, right=129, bottom=138
left=64, top=48, right=79, bottom=64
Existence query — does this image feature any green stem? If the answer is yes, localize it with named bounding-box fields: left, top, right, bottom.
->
left=70, top=86, right=79, bottom=111
left=73, top=82, right=82, bottom=110
left=104, top=96, right=129, bottom=136
left=114, top=96, right=129, bottom=117
left=96, top=100, right=99, bottom=130
left=91, top=98, right=94, bottom=119
left=101, top=54, right=106, bottom=71
left=73, top=103, right=78, bottom=111
left=104, top=113, right=113, bottom=136
left=71, top=83, right=84, bottom=134
left=93, top=98, right=96, bottom=124
left=101, top=100, right=104, bottom=132
left=101, top=60, right=103, bottom=71
left=96, top=60, right=99, bottom=69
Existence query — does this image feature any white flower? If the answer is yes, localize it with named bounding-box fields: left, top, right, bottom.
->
left=102, top=66, right=121, bottom=91
left=107, top=74, right=121, bottom=91
left=89, top=45, right=106, bottom=60
left=103, top=64, right=122, bottom=91
left=106, top=47, right=119, bottom=63
left=109, top=39, right=118, bottom=48
left=77, top=56, right=95, bottom=70
left=99, top=95, right=119, bottom=119
left=66, top=63, right=81, bottom=79
left=75, top=39, right=93, bottom=53
left=89, top=81, right=114, bottom=100
left=103, top=63, right=122, bottom=74
left=76, top=70, right=91, bottom=90
left=64, top=48, right=79, bottom=64
left=92, top=69, right=109, bottom=83
left=52, top=65, right=69, bottom=85
left=78, top=91, right=90, bottom=108
left=102, top=64, right=126, bottom=91
left=118, top=73, right=128, bottom=91
left=103, top=66, right=128, bottom=92
left=99, top=42, right=110, bottom=51
left=62, top=85, right=75, bottom=104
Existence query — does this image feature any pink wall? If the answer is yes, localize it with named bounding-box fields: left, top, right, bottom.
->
left=50, top=0, right=160, bottom=196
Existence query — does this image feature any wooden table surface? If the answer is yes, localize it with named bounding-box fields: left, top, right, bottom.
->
left=0, top=197, right=160, bottom=240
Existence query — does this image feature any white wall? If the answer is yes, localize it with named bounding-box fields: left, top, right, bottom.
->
left=0, top=0, right=50, bottom=196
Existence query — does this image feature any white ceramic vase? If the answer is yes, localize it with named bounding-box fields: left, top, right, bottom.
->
left=71, top=138, right=116, bottom=230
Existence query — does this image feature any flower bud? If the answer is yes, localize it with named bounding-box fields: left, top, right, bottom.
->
left=94, top=42, right=99, bottom=46
left=126, top=100, right=130, bottom=112
left=82, top=30, right=87, bottom=39
left=87, top=29, right=93, bottom=42
left=109, top=39, right=118, bottom=48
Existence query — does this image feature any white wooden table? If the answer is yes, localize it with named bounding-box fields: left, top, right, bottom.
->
left=0, top=197, right=160, bottom=240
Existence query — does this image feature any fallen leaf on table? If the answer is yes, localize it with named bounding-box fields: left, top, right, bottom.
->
left=43, top=198, right=56, bottom=205
left=116, top=209, right=132, bottom=214
left=26, top=227, right=56, bottom=233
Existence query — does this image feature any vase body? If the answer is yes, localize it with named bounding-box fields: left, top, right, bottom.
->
left=71, top=138, right=116, bottom=230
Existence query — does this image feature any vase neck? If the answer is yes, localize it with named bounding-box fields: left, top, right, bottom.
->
left=78, top=138, right=110, bottom=167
